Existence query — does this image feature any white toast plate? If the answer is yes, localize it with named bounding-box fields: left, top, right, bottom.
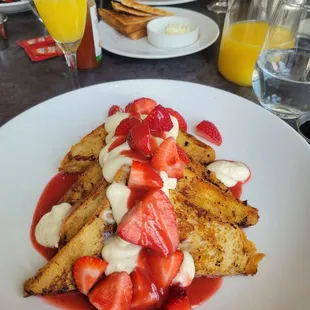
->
left=0, top=80, right=310, bottom=309
left=98, top=7, right=220, bottom=59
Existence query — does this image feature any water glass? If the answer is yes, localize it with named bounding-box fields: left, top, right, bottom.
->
left=252, top=0, right=310, bottom=119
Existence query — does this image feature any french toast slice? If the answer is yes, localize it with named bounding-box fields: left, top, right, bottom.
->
left=59, top=124, right=107, bottom=174
left=59, top=124, right=215, bottom=174
left=24, top=198, right=114, bottom=297
left=59, top=163, right=103, bottom=205
left=59, top=179, right=109, bottom=248
left=171, top=191, right=265, bottom=276
left=176, top=168, right=259, bottom=227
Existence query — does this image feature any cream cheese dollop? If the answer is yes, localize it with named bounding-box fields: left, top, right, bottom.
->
left=35, top=202, right=71, bottom=248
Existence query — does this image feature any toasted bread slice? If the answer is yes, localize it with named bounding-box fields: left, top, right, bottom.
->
left=176, top=131, right=215, bottom=166
left=58, top=125, right=215, bottom=174
left=176, top=168, right=259, bottom=227
left=98, top=8, right=154, bottom=34
left=127, top=29, right=147, bottom=40
left=59, top=124, right=107, bottom=174
left=171, top=191, right=264, bottom=276
left=23, top=198, right=114, bottom=297
left=121, top=0, right=174, bottom=16
left=59, top=179, right=108, bottom=248
left=112, top=1, right=152, bottom=16
left=59, top=163, right=103, bottom=205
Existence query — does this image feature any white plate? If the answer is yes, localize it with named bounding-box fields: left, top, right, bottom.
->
left=98, top=7, right=219, bottom=59
left=115, top=0, right=196, bottom=6
left=1, top=79, right=310, bottom=309
left=0, top=0, right=30, bottom=14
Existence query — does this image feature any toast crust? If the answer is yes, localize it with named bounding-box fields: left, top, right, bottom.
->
left=111, top=1, right=152, bottom=16
left=121, top=0, right=174, bottom=16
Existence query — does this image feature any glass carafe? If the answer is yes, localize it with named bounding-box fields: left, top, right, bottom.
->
left=218, top=0, right=276, bottom=86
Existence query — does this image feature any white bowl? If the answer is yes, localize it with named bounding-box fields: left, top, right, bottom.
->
left=147, top=16, right=200, bottom=49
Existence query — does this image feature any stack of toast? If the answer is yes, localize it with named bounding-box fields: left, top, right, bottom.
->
left=98, top=0, right=174, bottom=40
left=24, top=118, right=264, bottom=297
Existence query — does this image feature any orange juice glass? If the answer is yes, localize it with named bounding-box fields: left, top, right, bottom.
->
left=218, top=21, right=269, bottom=87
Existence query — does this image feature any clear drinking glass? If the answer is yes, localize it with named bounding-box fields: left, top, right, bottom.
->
left=207, top=0, right=228, bottom=13
left=218, top=0, right=277, bottom=86
left=252, top=0, right=310, bottom=119
left=33, top=0, right=87, bottom=89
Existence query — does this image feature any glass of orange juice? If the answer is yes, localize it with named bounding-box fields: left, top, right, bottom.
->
left=34, top=0, right=87, bottom=89
left=218, top=0, right=278, bottom=87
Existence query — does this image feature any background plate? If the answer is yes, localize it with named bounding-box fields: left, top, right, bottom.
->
left=98, top=7, right=219, bottom=59
left=0, top=80, right=310, bottom=309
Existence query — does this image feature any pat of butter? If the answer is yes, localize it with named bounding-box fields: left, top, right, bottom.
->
left=164, top=24, right=190, bottom=35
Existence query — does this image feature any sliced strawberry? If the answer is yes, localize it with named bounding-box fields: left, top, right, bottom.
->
left=118, top=190, right=179, bottom=256
left=151, top=137, right=183, bottom=179
left=128, top=122, right=152, bottom=157
left=108, top=136, right=127, bottom=152
left=196, top=120, right=222, bottom=146
left=73, top=256, right=108, bottom=295
left=88, top=272, right=133, bottom=310
left=115, top=117, right=141, bottom=136
left=128, top=161, right=163, bottom=191
left=108, top=105, right=123, bottom=117
left=150, top=135, right=164, bottom=154
left=147, top=250, right=184, bottom=295
left=176, top=145, right=190, bottom=165
left=163, top=286, right=191, bottom=310
left=130, top=267, right=159, bottom=309
left=151, top=130, right=167, bottom=139
left=125, top=98, right=157, bottom=114
left=166, top=108, right=187, bottom=132
left=144, top=105, right=173, bottom=131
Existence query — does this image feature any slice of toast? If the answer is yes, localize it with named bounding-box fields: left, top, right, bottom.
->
left=59, top=124, right=107, bottom=174
left=126, top=29, right=147, bottom=40
left=59, top=179, right=108, bottom=248
left=98, top=8, right=154, bottom=34
left=121, top=0, right=174, bottom=16
left=176, top=168, right=259, bottom=227
left=59, top=163, right=103, bottom=205
left=171, top=191, right=264, bottom=276
left=23, top=198, right=114, bottom=296
left=112, top=1, right=152, bottom=16
left=58, top=124, right=215, bottom=174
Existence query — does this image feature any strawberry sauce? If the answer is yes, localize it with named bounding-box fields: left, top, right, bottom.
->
left=30, top=172, right=78, bottom=260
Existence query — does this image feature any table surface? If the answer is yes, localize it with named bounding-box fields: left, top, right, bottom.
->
left=0, top=0, right=297, bottom=129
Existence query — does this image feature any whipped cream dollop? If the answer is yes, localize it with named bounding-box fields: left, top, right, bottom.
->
left=207, top=160, right=250, bottom=187
left=106, top=182, right=131, bottom=224
left=35, top=202, right=71, bottom=248
left=101, top=209, right=116, bottom=225
left=102, top=236, right=142, bottom=276
left=172, top=250, right=195, bottom=287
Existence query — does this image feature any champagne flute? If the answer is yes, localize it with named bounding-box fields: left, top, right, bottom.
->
left=34, top=0, right=87, bottom=89
left=207, top=0, right=228, bottom=14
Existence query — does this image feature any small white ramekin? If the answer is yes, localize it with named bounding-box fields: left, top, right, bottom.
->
left=147, top=16, right=200, bottom=49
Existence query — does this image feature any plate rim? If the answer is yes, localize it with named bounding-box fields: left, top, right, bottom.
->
left=99, top=7, right=220, bottom=59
